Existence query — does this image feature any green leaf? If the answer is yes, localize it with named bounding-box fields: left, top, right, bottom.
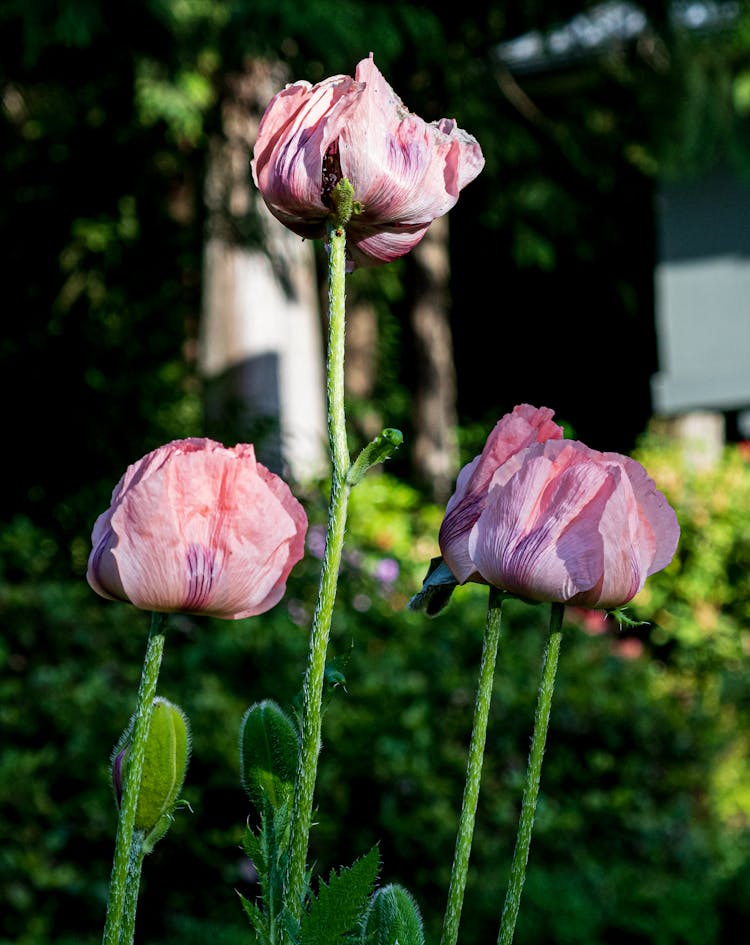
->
left=240, top=801, right=296, bottom=944
left=607, top=606, right=650, bottom=630
left=238, top=891, right=273, bottom=945
left=300, top=846, right=380, bottom=945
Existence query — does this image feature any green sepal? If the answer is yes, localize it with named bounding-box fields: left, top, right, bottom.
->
left=112, top=696, right=191, bottom=841
left=361, top=883, right=425, bottom=945
left=300, top=846, right=381, bottom=945
left=347, top=429, right=404, bottom=486
left=407, top=557, right=459, bottom=616
left=607, top=606, right=650, bottom=630
left=240, top=700, right=300, bottom=812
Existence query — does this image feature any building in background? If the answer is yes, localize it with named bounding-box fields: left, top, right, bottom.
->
left=493, top=0, right=749, bottom=462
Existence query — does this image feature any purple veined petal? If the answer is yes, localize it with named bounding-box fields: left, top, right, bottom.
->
left=469, top=452, right=614, bottom=602
left=251, top=52, right=485, bottom=269
left=439, top=406, right=564, bottom=584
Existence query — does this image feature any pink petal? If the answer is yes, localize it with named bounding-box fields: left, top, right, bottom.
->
left=87, top=439, right=307, bottom=620
left=588, top=465, right=654, bottom=608
left=469, top=448, right=615, bottom=601
left=610, top=453, right=680, bottom=575
left=340, top=57, right=484, bottom=228
left=439, top=405, right=563, bottom=583
left=347, top=223, right=431, bottom=267
left=252, top=74, right=362, bottom=235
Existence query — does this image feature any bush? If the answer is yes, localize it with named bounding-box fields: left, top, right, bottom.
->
left=3, top=449, right=750, bottom=944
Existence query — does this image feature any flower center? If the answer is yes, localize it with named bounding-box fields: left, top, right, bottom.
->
left=321, top=140, right=343, bottom=210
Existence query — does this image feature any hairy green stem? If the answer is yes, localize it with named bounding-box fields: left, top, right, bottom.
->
left=440, top=587, right=506, bottom=945
left=118, top=833, right=146, bottom=945
left=285, top=222, right=351, bottom=919
left=497, top=602, right=564, bottom=945
left=102, top=612, right=167, bottom=945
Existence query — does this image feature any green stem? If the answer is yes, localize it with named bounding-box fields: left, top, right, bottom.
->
left=497, top=602, right=564, bottom=945
left=102, top=612, right=167, bottom=945
left=440, top=587, right=506, bottom=945
left=118, top=833, right=146, bottom=945
left=285, top=222, right=351, bottom=919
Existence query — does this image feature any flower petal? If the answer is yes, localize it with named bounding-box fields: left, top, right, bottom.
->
left=87, top=439, right=307, bottom=620
left=439, top=405, right=563, bottom=583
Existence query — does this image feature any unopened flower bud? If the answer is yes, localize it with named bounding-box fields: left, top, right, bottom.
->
left=111, top=697, right=191, bottom=846
left=239, top=699, right=299, bottom=811
left=362, top=883, right=424, bottom=945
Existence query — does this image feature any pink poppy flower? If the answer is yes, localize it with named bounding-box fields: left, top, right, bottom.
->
left=87, top=438, right=308, bottom=620
left=251, top=53, right=485, bottom=269
left=439, top=407, right=679, bottom=610
left=439, top=405, right=565, bottom=584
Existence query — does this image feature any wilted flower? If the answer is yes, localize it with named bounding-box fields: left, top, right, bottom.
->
left=439, top=406, right=680, bottom=610
left=87, top=438, right=307, bottom=620
left=251, top=53, right=484, bottom=268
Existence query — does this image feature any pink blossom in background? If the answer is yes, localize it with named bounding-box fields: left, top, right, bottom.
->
left=251, top=53, right=485, bottom=269
left=439, top=406, right=680, bottom=610
left=87, top=438, right=308, bottom=620
left=613, top=637, right=645, bottom=660
left=306, top=524, right=327, bottom=560
left=374, top=557, right=400, bottom=585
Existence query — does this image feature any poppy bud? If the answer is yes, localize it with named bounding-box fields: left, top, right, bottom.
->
left=239, top=699, right=299, bottom=812
left=362, top=883, right=424, bottom=945
left=112, top=697, right=191, bottom=849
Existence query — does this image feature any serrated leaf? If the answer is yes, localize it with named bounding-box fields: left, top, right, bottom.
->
left=238, top=892, right=273, bottom=945
left=300, top=846, right=380, bottom=945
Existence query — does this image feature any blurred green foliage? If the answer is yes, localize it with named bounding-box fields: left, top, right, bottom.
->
left=3, top=444, right=750, bottom=945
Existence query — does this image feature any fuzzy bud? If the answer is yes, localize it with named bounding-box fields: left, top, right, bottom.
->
left=239, top=699, right=299, bottom=811
left=362, top=883, right=425, bottom=945
left=111, top=697, right=191, bottom=848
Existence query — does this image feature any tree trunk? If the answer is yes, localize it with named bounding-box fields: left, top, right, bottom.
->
left=409, top=215, right=459, bottom=504
left=200, top=58, right=327, bottom=483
